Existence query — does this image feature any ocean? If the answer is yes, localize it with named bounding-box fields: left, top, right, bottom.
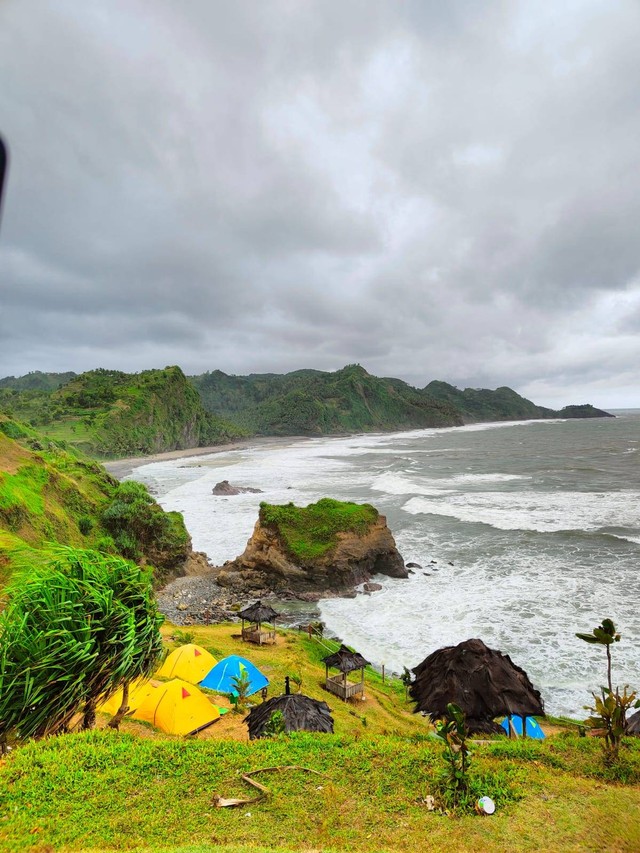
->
left=126, top=412, right=640, bottom=719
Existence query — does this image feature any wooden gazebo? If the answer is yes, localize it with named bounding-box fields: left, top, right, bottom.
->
left=238, top=600, right=280, bottom=646
left=321, top=644, right=370, bottom=701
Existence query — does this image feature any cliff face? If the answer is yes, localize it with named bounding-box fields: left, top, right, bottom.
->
left=216, top=511, right=407, bottom=599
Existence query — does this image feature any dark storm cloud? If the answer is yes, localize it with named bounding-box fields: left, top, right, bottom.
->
left=1, top=0, right=640, bottom=405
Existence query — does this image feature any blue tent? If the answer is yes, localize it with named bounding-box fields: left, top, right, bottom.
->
left=199, top=655, right=269, bottom=697
left=501, top=715, right=545, bottom=739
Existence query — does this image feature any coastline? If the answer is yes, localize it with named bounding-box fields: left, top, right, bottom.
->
left=103, top=435, right=312, bottom=479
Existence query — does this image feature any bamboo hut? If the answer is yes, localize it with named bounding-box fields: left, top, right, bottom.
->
left=245, top=689, right=334, bottom=739
left=409, top=638, right=544, bottom=734
left=238, top=600, right=279, bottom=645
left=321, top=644, right=370, bottom=701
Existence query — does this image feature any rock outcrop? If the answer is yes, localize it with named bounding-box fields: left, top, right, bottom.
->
left=212, top=480, right=263, bottom=495
left=216, top=504, right=407, bottom=599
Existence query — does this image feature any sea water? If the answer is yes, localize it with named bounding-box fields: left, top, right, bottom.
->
left=127, top=412, right=640, bottom=718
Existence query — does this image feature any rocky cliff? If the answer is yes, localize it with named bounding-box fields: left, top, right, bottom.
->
left=215, top=498, right=407, bottom=599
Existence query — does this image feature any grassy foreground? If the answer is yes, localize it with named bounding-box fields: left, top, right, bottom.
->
left=1, top=624, right=639, bottom=853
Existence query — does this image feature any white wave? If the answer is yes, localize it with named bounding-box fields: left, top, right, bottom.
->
left=371, top=470, right=529, bottom=496
left=402, top=490, right=640, bottom=533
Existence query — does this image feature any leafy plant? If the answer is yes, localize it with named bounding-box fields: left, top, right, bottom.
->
left=433, top=702, right=473, bottom=812
left=400, top=666, right=412, bottom=700
left=230, top=668, right=252, bottom=713
left=577, top=618, right=638, bottom=763
left=576, top=618, right=621, bottom=692
left=262, top=710, right=286, bottom=738
left=584, top=686, right=640, bottom=764
left=172, top=629, right=195, bottom=645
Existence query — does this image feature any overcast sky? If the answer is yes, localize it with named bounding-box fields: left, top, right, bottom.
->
left=1, top=1, right=640, bottom=407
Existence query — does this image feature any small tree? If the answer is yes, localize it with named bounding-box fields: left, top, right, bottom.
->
left=230, top=669, right=252, bottom=713
left=400, top=667, right=412, bottom=700
left=577, top=618, right=639, bottom=762
left=0, top=546, right=163, bottom=743
left=576, top=618, right=620, bottom=693
left=434, top=703, right=472, bottom=811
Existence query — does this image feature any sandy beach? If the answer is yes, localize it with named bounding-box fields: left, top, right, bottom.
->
left=102, top=435, right=311, bottom=479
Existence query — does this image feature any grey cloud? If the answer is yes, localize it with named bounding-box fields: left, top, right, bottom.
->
left=1, top=0, right=640, bottom=405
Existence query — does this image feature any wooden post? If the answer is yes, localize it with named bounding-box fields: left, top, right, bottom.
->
left=381, top=663, right=385, bottom=683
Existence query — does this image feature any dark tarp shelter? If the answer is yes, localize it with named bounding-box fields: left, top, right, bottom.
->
left=245, top=692, right=334, bottom=739
left=409, top=638, right=545, bottom=734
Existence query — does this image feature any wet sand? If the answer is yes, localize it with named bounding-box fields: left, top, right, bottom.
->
left=103, top=435, right=310, bottom=479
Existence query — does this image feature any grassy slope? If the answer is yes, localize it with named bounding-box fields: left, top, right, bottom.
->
left=0, top=416, right=189, bottom=585
left=0, top=623, right=639, bottom=853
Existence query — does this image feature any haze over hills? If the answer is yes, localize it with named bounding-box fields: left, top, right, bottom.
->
left=0, top=364, right=613, bottom=459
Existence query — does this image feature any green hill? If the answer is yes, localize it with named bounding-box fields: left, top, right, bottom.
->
left=0, top=366, right=245, bottom=458
left=190, top=364, right=464, bottom=435
left=424, top=381, right=613, bottom=422
left=0, top=415, right=191, bottom=586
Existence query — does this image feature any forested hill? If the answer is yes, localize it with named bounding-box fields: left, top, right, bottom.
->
left=0, top=365, right=613, bottom=455
left=189, top=364, right=613, bottom=435
left=0, top=366, right=245, bottom=458
left=190, top=364, right=464, bottom=435
left=423, top=381, right=613, bottom=422
left=0, top=415, right=192, bottom=587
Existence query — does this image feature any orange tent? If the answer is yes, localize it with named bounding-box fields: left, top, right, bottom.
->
left=97, top=678, right=160, bottom=716
left=133, top=678, right=220, bottom=735
left=157, top=644, right=218, bottom=684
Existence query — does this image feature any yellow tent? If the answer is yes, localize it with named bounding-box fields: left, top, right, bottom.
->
left=157, top=644, right=218, bottom=684
left=133, top=678, right=220, bottom=735
left=97, top=678, right=160, bottom=716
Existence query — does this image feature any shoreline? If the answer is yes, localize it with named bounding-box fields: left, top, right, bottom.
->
left=103, top=435, right=312, bottom=479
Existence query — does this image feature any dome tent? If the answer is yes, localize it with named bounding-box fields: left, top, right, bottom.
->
left=133, top=678, right=220, bottom=735
left=200, top=655, right=268, bottom=697
left=97, top=677, right=160, bottom=716
left=158, top=644, right=218, bottom=684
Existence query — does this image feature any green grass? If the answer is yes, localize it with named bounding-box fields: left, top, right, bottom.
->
left=1, top=730, right=640, bottom=852
left=259, top=498, right=379, bottom=560
left=1, top=624, right=640, bottom=852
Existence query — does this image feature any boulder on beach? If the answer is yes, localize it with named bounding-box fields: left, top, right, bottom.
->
left=212, top=480, right=263, bottom=495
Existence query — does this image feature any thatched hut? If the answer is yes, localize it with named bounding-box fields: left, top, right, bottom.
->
left=239, top=600, right=280, bottom=645
left=627, top=709, right=640, bottom=736
left=409, top=638, right=544, bottom=734
left=321, top=644, right=370, bottom=701
left=245, top=692, right=334, bottom=739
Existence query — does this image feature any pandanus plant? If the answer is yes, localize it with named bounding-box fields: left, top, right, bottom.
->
left=576, top=618, right=639, bottom=762
left=0, top=546, right=163, bottom=744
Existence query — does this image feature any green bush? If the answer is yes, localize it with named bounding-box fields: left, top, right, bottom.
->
left=78, top=515, right=93, bottom=535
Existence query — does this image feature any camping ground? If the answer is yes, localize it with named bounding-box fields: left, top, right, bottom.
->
left=0, top=623, right=639, bottom=853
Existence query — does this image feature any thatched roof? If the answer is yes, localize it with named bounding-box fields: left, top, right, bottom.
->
left=409, top=638, right=544, bottom=734
left=238, top=600, right=280, bottom=624
left=321, top=644, right=370, bottom=673
left=627, top=709, right=640, bottom=736
left=244, top=693, right=334, bottom=739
